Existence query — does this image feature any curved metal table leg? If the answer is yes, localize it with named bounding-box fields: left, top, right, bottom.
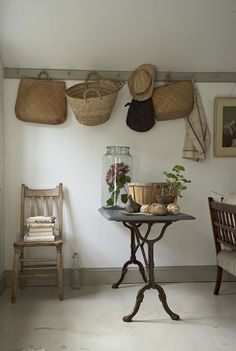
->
left=154, top=283, right=180, bottom=320
left=112, top=226, right=147, bottom=289
left=134, top=259, right=148, bottom=284
left=112, top=260, right=132, bottom=289
left=123, top=221, right=180, bottom=322
left=123, top=284, right=149, bottom=322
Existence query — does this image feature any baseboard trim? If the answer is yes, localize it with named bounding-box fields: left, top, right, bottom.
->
left=0, top=271, right=6, bottom=294
left=4, top=265, right=236, bottom=288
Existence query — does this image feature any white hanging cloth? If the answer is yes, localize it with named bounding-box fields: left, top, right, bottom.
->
left=182, top=81, right=210, bottom=161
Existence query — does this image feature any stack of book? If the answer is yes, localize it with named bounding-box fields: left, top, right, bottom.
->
left=24, top=216, right=56, bottom=241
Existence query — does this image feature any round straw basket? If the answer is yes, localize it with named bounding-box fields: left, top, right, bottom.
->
left=128, top=182, right=167, bottom=205
left=65, top=71, right=118, bottom=126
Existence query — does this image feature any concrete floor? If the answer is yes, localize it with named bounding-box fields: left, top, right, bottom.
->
left=0, top=282, right=236, bottom=351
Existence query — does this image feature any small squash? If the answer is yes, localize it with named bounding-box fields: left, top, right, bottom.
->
left=149, top=203, right=168, bottom=215
left=167, top=203, right=180, bottom=215
left=140, top=204, right=150, bottom=213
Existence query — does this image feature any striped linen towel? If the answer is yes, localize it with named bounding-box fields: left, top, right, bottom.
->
left=182, top=82, right=210, bottom=161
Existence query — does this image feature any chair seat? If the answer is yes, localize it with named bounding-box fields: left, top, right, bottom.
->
left=14, top=239, right=63, bottom=247
left=217, top=250, right=236, bottom=276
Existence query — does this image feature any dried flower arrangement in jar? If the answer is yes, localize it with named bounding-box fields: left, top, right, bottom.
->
left=106, top=162, right=131, bottom=206
left=102, top=146, right=133, bottom=207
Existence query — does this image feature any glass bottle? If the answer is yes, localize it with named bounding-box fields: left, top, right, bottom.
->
left=102, top=146, right=133, bottom=208
left=72, top=252, right=80, bottom=289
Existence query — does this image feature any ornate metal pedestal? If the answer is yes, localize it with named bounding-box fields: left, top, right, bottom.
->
left=121, top=222, right=179, bottom=322
left=98, top=208, right=195, bottom=322
left=112, top=223, right=148, bottom=288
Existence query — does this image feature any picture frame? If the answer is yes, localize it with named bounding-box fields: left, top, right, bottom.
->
left=214, top=97, right=236, bottom=157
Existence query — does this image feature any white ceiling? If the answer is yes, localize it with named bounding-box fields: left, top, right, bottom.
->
left=0, top=0, right=236, bottom=72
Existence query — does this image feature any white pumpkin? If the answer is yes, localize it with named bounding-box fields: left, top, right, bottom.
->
left=140, top=204, right=150, bottom=213
left=167, top=203, right=180, bottom=215
left=149, top=203, right=168, bottom=215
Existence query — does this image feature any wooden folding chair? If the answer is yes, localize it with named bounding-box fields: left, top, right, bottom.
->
left=208, top=197, right=236, bottom=295
left=11, top=183, right=63, bottom=303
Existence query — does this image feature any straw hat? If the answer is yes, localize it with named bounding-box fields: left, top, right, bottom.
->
left=128, top=64, right=155, bottom=101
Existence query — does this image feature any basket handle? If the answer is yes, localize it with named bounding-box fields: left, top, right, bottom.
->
left=37, top=70, right=50, bottom=80
left=83, top=88, right=101, bottom=101
left=85, top=71, right=101, bottom=85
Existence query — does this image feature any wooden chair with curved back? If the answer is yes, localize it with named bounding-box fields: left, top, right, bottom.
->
left=208, top=197, right=236, bottom=295
left=11, top=183, right=64, bottom=303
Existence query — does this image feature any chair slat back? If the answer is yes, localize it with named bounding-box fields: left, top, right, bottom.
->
left=208, top=197, right=236, bottom=252
left=20, top=184, right=63, bottom=240
left=31, top=197, right=36, bottom=216
left=48, top=196, right=53, bottom=216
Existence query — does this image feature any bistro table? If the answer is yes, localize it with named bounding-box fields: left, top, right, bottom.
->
left=98, top=207, right=195, bottom=322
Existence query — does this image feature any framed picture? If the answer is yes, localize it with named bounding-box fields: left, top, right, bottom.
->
left=214, top=97, right=236, bottom=157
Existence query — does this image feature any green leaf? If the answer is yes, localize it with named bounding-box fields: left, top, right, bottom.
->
left=117, top=175, right=126, bottom=188
left=106, top=198, right=114, bottom=206
left=121, top=193, right=128, bottom=204
left=126, top=176, right=131, bottom=183
left=173, top=165, right=185, bottom=172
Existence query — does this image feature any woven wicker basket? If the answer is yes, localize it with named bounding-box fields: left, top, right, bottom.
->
left=128, top=182, right=168, bottom=205
left=152, top=81, right=194, bottom=121
left=65, top=72, right=118, bottom=126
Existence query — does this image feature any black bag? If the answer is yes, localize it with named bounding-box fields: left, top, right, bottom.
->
left=125, top=98, right=155, bottom=132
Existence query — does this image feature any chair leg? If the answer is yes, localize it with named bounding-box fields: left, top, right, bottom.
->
left=56, top=244, right=63, bottom=300
left=19, top=248, right=24, bottom=289
left=11, top=247, right=20, bottom=303
left=214, top=265, right=223, bottom=295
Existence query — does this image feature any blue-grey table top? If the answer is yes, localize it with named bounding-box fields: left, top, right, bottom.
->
left=98, top=207, right=195, bottom=223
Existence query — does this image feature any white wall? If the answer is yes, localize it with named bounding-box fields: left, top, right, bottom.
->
left=3, top=79, right=236, bottom=270
left=0, top=58, right=4, bottom=275
left=1, top=0, right=236, bottom=72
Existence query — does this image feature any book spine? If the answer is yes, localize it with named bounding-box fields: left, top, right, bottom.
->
left=27, top=223, right=55, bottom=229
left=28, top=227, right=54, bottom=232
left=27, top=221, right=55, bottom=224
left=28, top=231, right=54, bottom=237
left=27, top=216, right=56, bottom=221
left=24, top=236, right=55, bottom=241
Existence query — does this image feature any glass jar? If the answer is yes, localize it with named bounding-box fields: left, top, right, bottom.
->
left=102, top=146, right=133, bottom=208
left=72, top=252, right=80, bottom=289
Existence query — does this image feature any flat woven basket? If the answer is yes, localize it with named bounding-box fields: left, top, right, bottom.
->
left=65, top=71, right=118, bottom=126
left=128, top=182, right=168, bottom=205
left=15, top=71, right=67, bottom=125
left=152, top=81, right=194, bottom=121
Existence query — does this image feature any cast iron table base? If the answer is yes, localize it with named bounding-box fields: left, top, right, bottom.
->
left=118, top=221, right=180, bottom=322
left=98, top=208, right=195, bottom=322
left=112, top=223, right=148, bottom=288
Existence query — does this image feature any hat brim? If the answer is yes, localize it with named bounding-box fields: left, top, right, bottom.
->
left=128, top=64, right=155, bottom=101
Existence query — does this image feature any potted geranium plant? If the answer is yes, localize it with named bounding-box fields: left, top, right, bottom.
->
left=157, top=164, right=191, bottom=205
